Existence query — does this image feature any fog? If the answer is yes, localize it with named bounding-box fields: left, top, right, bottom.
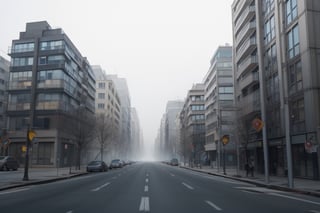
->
left=0, top=0, right=234, bottom=159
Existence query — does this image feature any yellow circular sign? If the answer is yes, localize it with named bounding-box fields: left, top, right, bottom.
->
left=221, top=135, right=229, bottom=145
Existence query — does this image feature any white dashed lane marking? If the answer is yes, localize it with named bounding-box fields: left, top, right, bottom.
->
left=182, top=182, right=194, bottom=190
left=139, top=197, right=150, bottom=211
left=205, top=200, right=222, bottom=211
left=91, top=182, right=111, bottom=192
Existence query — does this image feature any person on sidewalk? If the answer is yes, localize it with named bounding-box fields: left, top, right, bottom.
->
left=249, top=159, right=254, bottom=177
left=245, top=162, right=250, bottom=177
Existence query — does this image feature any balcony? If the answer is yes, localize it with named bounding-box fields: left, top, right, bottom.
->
left=8, top=81, right=32, bottom=91
left=233, top=0, right=254, bottom=23
left=236, top=37, right=257, bottom=63
left=235, top=20, right=256, bottom=45
left=236, top=55, right=258, bottom=79
left=7, top=103, right=30, bottom=111
left=238, top=71, right=259, bottom=90
left=235, top=6, right=256, bottom=35
left=240, top=90, right=260, bottom=115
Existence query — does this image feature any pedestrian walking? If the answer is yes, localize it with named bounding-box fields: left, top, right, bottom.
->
left=245, top=162, right=250, bottom=177
left=249, top=159, right=254, bottom=177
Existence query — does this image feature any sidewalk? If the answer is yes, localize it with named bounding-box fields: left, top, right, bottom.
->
left=0, top=167, right=87, bottom=191
left=181, top=165, right=320, bottom=197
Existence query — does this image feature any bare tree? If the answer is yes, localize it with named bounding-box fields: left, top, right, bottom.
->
left=62, top=106, right=96, bottom=170
left=95, top=113, right=117, bottom=161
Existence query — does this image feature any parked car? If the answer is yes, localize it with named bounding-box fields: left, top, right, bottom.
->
left=0, top=156, right=19, bottom=171
left=86, top=161, right=108, bottom=172
left=109, top=159, right=123, bottom=169
left=170, top=158, right=179, bottom=166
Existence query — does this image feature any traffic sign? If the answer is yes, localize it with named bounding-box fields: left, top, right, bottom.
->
left=221, top=135, right=229, bottom=145
left=28, top=130, right=36, bottom=142
left=252, top=118, right=264, bottom=132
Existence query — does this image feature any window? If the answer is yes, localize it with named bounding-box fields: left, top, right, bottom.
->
left=98, top=93, right=105, bottom=99
left=10, top=71, right=32, bottom=81
left=40, top=40, right=64, bottom=50
left=191, top=105, right=205, bottom=111
left=290, top=98, right=305, bottom=133
left=98, top=82, right=105, bottom=89
left=263, top=0, right=275, bottom=14
left=287, top=25, right=300, bottom=59
left=264, top=16, right=275, bottom=45
left=12, top=57, right=33, bottom=66
left=288, top=60, right=302, bottom=95
left=13, top=43, right=34, bottom=53
left=191, top=114, right=205, bottom=121
left=191, top=95, right=204, bottom=102
left=286, top=0, right=298, bottom=25
left=98, top=103, right=105, bottom=109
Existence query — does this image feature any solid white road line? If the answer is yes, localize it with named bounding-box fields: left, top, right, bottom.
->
left=309, top=210, right=320, bottom=213
left=144, top=185, right=149, bottom=192
left=91, top=182, right=111, bottom=192
left=0, top=187, right=30, bottom=195
left=145, top=178, right=149, bottom=183
left=139, top=197, right=150, bottom=211
left=182, top=182, right=194, bottom=190
left=269, top=193, right=320, bottom=206
left=146, top=173, right=149, bottom=177
left=205, top=200, right=222, bottom=211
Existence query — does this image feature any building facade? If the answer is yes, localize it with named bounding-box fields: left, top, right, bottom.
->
left=232, top=0, right=320, bottom=179
left=164, top=100, right=184, bottom=160
left=7, top=21, right=95, bottom=167
left=203, top=46, right=235, bottom=168
left=0, top=56, right=10, bottom=155
left=89, top=65, right=121, bottom=162
left=107, top=75, right=131, bottom=159
left=180, top=84, right=206, bottom=165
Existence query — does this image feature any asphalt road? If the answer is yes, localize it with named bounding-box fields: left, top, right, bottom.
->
left=1, top=162, right=320, bottom=213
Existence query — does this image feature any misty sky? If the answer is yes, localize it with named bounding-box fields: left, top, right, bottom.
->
left=0, top=0, right=234, bottom=158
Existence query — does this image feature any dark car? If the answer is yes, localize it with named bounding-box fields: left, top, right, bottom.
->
left=110, top=159, right=123, bottom=169
left=170, top=158, right=179, bottom=166
left=0, top=156, right=19, bottom=171
left=86, top=161, right=108, bottom=172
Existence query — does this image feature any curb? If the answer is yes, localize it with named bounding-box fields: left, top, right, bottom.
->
left=0, top=172, right=88, bottom=192
left=180, top=166, right=320, bottom=198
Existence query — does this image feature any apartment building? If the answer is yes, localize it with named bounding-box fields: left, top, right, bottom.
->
left=0, top=56, right=9, bottom=155
left=88, top=65, right=121, bottom=162
left=107, top=75, right=131, bottom=158
left=180, top=84, right=206, bottom=165
left=203, top=46, right=235, bottom=167
left=232, top=0, right=320, bottom=179
left=7, top=21, right=95, bottom=167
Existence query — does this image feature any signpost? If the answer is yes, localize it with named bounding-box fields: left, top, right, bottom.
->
left=23, top=128, right=36, bottom=181
left=221, top=135, right=229, bottom=175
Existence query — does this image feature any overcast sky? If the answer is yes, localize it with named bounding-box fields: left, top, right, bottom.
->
left=0, top=0, right=234, bottom=159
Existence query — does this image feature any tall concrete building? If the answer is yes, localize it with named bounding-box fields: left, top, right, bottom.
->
left=164, top=100, right=184, bottom=160
left=180, top=84, right=206, bottom=165
left=203, top=46, right=235, bottom=167
left=0, top=56, right=9, bottom=155
left=130, top=107, right=142, bottom=159
left=232, top=0, right=320, bottom=179
left=107, top=75, right=131, bottom=158
left=89, top=65, right=121, bottom=162
left=7, top=21, right=95, bottom=167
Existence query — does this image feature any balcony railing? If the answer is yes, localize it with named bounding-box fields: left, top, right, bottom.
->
left=238, top=71, right=259, bottom=90
left=240, top=90, right=260, bottom=115
left=236, top=37, right=256, bottom=63
left=236, top=20, right=256, bottom=45
left=237, top=55, right=258, bottom=78
left=235, top=5, right=255, bottom=35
